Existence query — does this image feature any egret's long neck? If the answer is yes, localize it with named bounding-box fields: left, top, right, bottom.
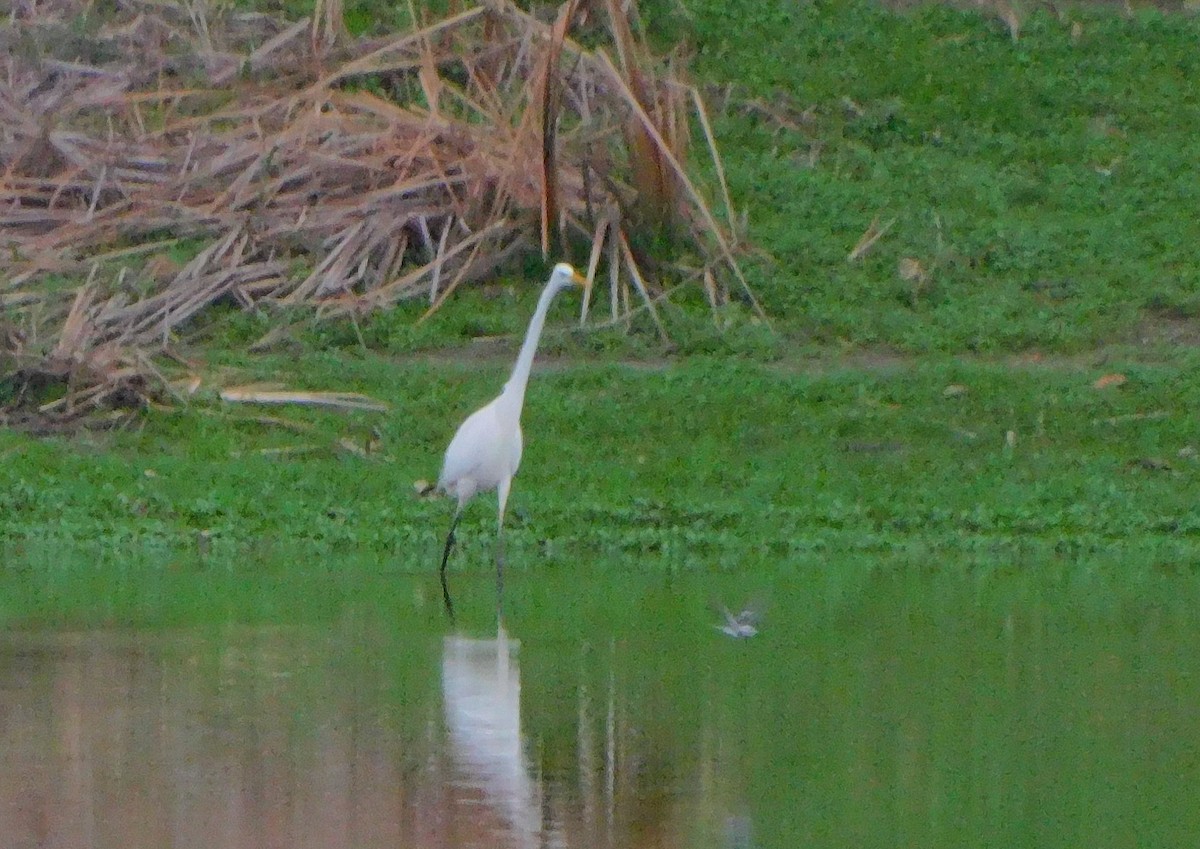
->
left=498, top=281, right=560, bottom=421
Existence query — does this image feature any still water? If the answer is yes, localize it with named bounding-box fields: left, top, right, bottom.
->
left=2, top=568, right=1199, bottom=849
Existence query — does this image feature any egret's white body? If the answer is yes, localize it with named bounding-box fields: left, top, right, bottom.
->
left=438, top=387, right=523, bottom=518
left=437, top=262, right=587, bottom=616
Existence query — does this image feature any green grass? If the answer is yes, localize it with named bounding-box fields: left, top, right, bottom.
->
left=7, top=8, right=1200, bottom=848
left=229, top=0, right=1200, bottom=355
left=18, top=0, right=1200, bottom=357
left=7, top=1, right=1200, bottom=627
left=3, top=348, right=1199, bottom=627
left=669, top=0, right=1200, bottom=351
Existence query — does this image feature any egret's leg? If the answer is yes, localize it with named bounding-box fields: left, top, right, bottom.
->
left=495, top=477, right=512, bottom=616
left=440, top=508, right=462, bottom=621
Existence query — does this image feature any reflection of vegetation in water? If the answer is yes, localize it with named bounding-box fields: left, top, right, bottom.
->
left=4, top=559, right=1200, bottom=847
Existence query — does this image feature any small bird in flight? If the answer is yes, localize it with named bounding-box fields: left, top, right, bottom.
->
left=714, top=602, right=761, bottom=639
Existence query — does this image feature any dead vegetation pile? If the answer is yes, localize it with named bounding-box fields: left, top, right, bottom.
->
left=0, top=0, right=758, bottom=429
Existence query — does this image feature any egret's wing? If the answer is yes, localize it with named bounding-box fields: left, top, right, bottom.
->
left=439, top=400, right=500, bottom=489
left=439, top=399, right=523, bottom=495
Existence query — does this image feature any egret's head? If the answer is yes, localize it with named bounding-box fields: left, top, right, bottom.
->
left=550, top=262, right=588, bottom=291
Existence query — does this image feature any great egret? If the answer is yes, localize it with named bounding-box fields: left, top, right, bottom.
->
left=437, top=262, right=587, bottom=617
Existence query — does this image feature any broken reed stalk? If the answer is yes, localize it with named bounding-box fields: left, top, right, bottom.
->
left=538, top=0, right=580, bottom=259
left=0, top=0, right=758, bottom=428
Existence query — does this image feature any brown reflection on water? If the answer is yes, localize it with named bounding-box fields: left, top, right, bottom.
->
left=0, top=626, right=731, bottom=849
left=6, top=599, right=1195, bottom=848
left=0, top=629, right=450, bottom=849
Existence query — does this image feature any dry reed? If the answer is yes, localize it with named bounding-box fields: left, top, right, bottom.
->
left=0, top=0, right=756, bottom=427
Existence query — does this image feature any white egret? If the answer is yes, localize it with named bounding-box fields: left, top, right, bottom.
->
left=437, top=262, right=588, bottom=617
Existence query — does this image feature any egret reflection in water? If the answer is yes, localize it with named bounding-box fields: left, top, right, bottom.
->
left=442, top=623, right=541, bottom=849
